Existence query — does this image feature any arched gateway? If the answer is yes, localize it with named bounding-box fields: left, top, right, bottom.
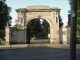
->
left=11, top=6, right=63, bottom=44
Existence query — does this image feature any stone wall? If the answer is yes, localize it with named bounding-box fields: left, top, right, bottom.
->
left=11, top=30, right=26, bottom=44
left=62, top=26, right=70, bottom=44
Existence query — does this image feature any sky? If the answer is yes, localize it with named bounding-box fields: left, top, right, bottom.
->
left=6, top=0, right=70, bottom=26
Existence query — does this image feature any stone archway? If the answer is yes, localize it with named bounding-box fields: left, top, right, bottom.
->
left=15, top=5, right=61, bottom=44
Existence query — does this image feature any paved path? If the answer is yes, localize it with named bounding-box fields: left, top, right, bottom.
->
left=0, top=45, right=80, bottom=60
left=0, top=44, right=80, bottom=49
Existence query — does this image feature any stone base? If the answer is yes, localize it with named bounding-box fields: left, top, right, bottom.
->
left=50, top=38, right=59, bottom=44
left=5, top=41, right=9, bottom=45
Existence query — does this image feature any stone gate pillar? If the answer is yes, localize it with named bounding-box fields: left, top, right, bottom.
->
left=63, top=27, right=69, bottom=44
left=50, top=27, right=54, bottom=44
left=5, top=25, right=10, bottom=45
left=24, top=27, right=27, bottom=44
left=63, top=26, right=70, bottom=44
left=50, top=26, right=60, bottom=44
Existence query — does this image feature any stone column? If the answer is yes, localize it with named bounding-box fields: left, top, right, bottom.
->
left=24, top=27, right=26, bottom=44
left=50, top=27, right=60, bottom=44
left=59, top=27, right=63, bottom=44
left=67, top=26, right=70, bottom=44
left=50, top=27, right=53, bottom=44
left=54, top=26, right=60, bottom=44
left=5, top=26, right=10, bottom=45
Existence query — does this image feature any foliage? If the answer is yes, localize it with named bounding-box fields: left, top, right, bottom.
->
left=0, top=0, right=11, bottom=39
left=77, top=0, right=80, bottom=36
left=27, top=18, right=49, bottom=39
left=11, top=24, right=20, bottom=32
left=35, top=31, right=48, bottom=39
left=58, top=14, right=63, bottom=27
left=0, top=38, right=6, bottom=45
left=0, top=0, right=11, bottom=29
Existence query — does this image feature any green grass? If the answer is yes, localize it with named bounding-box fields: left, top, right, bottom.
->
left=31, top=39, right=49, bottom=43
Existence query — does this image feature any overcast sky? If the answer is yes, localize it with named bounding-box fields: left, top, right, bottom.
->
left=6, top=0, right=70, bottom=26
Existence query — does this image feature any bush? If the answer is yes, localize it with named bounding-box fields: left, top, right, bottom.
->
left=0, top=38, right=6, bottom=45
left=35, top=31, right=48, bottom=39
left=76, top=36, right=80, bottom=44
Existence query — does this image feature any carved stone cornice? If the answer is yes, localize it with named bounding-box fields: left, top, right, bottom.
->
left=16, top=6, right=61, bottom=12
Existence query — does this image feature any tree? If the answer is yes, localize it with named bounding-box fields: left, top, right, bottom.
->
left=42, top=20, right=50, bottom=38
left=77, top=0, right=80, bottom=36
left=27, top=18, right=42, bottom=38
left=0, top=0, right=11, bottom=39
left=58, top=14, right=63, bottom=27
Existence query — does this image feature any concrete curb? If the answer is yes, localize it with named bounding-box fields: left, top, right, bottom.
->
left=0, top=44, right=80, bottom=50
left=0, top=44, right=28, bottom=49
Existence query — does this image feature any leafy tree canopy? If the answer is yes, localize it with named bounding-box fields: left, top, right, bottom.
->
left=0, top=0, right=11, bottom=29
left=77, top=0, right=80, bottom=36
left=0, top=0, right=11, bottom=39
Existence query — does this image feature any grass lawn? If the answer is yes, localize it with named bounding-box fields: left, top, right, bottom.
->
left=31, top=39, right=50, bottom=44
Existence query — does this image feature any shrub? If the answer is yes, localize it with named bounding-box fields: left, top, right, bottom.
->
left=0, top=38, right=6, bottom=45
left=76, top=36, right=80, bottom=44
